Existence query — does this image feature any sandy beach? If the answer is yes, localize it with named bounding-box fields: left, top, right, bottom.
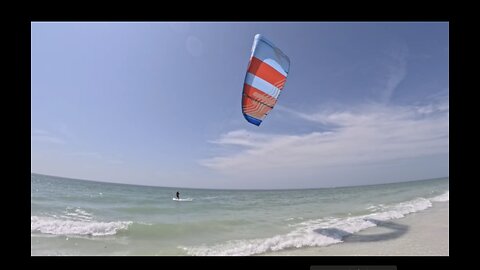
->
left=262, top=201, right=449, bottom=256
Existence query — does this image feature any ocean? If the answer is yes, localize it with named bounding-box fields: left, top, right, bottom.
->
left=31, top=173, right=449, bottom=256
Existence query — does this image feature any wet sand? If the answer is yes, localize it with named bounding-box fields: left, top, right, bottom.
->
left=261, top=201, right=449, bottom=256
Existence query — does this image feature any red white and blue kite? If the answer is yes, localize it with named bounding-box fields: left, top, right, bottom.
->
left=242, top=34, right=290, bottom=126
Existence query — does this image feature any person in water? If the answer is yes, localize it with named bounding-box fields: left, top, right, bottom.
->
left=176, top=191, right=180, bottom=199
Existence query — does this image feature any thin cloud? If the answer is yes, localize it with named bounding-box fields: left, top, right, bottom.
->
left=69, top=152, right=103, bottom=159
left=31, top=129, right=66, bottom=145
left=209, top=129, right=280, bottom=148
left=69, top=152, right=124, bottom=165
left=381, top=45, right=408, bottom=103
left=107, top=159, right=124, bottom=165
left=57, top=124, right=76, bottom=142
left=32, top=129, right=48, bottom=135
left=200, top=97, right=448, bottom=177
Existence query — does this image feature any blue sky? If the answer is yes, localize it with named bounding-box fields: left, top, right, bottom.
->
left=31, top=22, right=449, bottom=189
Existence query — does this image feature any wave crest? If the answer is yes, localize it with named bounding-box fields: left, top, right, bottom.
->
left=31, top=216, right=132, bottom=236
left=182, top=191, right=448, bottom=256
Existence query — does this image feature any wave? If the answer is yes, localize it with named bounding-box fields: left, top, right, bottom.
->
left=181, top=191, right=449, bottom=256
left=431, top=191, right=449, bottom=202
left=31, top=216, right=132, bottom=236
left=61, top=208, right=93, bottom=221
left=365, top=204, right=386, bottom=212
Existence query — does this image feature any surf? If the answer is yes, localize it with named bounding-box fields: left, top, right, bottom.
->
left=173, top=198, right=193, bottom=202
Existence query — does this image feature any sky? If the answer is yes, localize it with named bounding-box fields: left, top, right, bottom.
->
left=31, top=22, right=449, bottom=189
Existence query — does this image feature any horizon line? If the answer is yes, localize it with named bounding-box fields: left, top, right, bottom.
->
left=30, top=172, right=449, bottom=192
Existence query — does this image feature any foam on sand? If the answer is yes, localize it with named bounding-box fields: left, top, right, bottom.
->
left=181, top=191, right=449, bottom=256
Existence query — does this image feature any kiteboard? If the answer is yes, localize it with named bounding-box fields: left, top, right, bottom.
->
left=173, top=198, right=193, bottom=202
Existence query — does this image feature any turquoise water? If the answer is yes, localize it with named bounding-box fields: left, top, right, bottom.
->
left=31, top=173, right=449, bottom=255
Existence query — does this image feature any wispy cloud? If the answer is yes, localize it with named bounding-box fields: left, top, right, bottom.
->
left=69, top=152, right=103, bottom=159
left=32, top=129, right=48, bottom=135
left=68, top=151, right=125, bottom=166
left=107, top=159, right=124, bottom=165
left=31, top=129, right=66, bottom=144
left=381, top=45, right=408, bottom=103
left=57, top=124, right=76, bottom=142
left=200, top=96, right=448, bottom=177
left=209, top=129, right=281, bottom=148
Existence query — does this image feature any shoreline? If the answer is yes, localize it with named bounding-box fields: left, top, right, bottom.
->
left=32, top=201, right=449, bottom=256
left=260, top=201, right=449, bottom=256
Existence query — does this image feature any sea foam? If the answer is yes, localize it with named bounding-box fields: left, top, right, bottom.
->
left=431, top=191, right=449, bottom=202
left=181, top=191, right=449, bottom=256
left=31, top=216, right=132, bottom=236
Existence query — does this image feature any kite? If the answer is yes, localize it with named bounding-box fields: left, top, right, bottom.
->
left=242, top=34, right=290, bottom=126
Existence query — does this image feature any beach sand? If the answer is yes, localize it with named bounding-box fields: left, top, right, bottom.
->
left=261, top=201, right=449, bottom=256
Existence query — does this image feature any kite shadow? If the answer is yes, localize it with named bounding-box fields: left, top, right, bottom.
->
left=313, top=218, right=409, bottom=243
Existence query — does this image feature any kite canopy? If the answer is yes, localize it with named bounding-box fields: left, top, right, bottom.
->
left=242, top=34, right=290, bottom=126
